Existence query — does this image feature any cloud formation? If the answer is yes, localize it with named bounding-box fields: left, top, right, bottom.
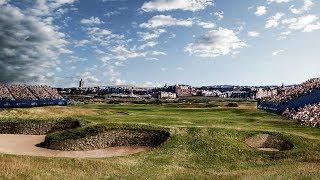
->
left=29, top=0, right=77, bottom=16
left=81, top=17, right=103, bottom=25
left=255, top=6, right=267, bottom=16
left=185, top=28, right=247, bottom=58
left=282, top=14, right=320, bottom=32
left=267, top=0, right=291, bottom=3
left=248, top=31, right=260, bottom=37
left=266, top=13, right=285, bottom=28
left=140, top=15, right=193, bottom=29
left=141, top=0, right=213, bottom=12
left=0, top=4, right=70, bottom=83
left=290, top=0, right=314, bottom=14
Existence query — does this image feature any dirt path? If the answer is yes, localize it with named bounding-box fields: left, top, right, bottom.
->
left=0, top=134, right=148, bottom=158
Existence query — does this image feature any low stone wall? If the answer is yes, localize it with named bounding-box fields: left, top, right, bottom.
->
left=40, top=129, right=170, bottom=151
left=0, top=120, right=81, bottom=135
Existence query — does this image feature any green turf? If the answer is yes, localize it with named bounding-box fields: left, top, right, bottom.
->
left=0, top=100, right=320, bottom=179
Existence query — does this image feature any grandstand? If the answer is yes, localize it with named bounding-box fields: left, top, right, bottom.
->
left=258, top=78, right=320, bottom=114
left=0, top=84, right=66, bottom=108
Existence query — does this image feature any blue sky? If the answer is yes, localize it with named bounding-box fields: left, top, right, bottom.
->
left=0, top=0, right=320, bottom=87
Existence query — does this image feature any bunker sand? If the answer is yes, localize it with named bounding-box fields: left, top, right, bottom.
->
left=0, top=134, right=148, bottom=158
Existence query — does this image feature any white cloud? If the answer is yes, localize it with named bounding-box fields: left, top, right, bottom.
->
left=140, top=15, right=193, bottom=29
left=145, top=57, right=159, bottom=61
left=266, top=13, right=285, bottom=28
left=281, top=31, right=291, bottom=35
left=82, top=24, right=146, bottom=65
left=267, top=0, right=292, bottom=3
left=150, top=51, right=167, bottom=56
left=290, top=0, right=314, bottom=14
left=114, top=61, right=124, bottom=66
left=141, top=0, right=213, bottom=12
left=0, top=4, right=71, bottom=83
left=104, top=65, right=126, bottom=86
left=55, top=67, right=62, bottom=72
left=85, top=27, right=125, bottom=47
left=282, top=14, right=320, bottom=32
left=197, top=21, right=215, bottom=29
left=139, top=41, right=158, bottom=50
left=137, top=29, right=166, bottom=50
left=105, top=10, right=121, bottom=17
left=74, top=39, right=90, bottom=47
left=185, top=28, right=247, bottom=58
left=213, top=11, right=224, bottom=20
left=248, top=31, right=260, bottom=37
left=81, top=71, right=100, bottom=87
left=304, top=22, right=320, bottom=32
left=272, top=50, right=284, bottom=56
left=66, top=56, right=87, bottom=64
left=160, top=67, right=168, bottom=71
left=278, top=30, right=292, bottom=39
left=137, top=29, right=166, bottom=41
left=111, top=46, right=146, bottom=61
left=140, top=16, right=214, bottom=30
left=0, top=0, right=8, bottom=5
left=255, top=6, right=267, bottom=16
left=138, top=81, right=162, bottom=88
left=29, top=0, right=77, bottom=16
left=81, top=17, right=103, bottom=25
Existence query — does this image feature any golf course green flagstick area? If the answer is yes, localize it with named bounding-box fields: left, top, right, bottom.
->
left=0, top=99, right=320, bottom=179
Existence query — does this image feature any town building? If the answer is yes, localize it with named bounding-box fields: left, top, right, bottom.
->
left=255, top=88, right=279, bottom=99
left=79, top=79, right=84, bottom=88
left=153, top=92, right=177, bottom=99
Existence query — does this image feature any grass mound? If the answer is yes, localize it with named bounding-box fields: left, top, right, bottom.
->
left=245, top=133, right=294, bottom=151
left=0, top=118, right=85, bottom=135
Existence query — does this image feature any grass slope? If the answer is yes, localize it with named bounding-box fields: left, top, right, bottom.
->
left=0, top=100, right=320, bottom=179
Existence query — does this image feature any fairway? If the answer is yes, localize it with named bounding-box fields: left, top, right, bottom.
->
left=0, top=101, right=320, bottom=179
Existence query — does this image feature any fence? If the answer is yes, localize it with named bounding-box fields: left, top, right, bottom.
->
left=0, top=99, right=67, bottom=108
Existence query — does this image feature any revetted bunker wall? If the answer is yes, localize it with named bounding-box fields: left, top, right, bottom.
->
left=40, top=129, right=170, bottom=151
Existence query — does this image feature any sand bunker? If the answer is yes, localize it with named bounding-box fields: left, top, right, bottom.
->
left=245, top=133, right=294, bottom=151
left=0, top=134, right=147, bottom=158
left=0, top=120, right=169, bottom=158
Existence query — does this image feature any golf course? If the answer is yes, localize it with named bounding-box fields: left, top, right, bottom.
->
left=0, top=99, right=320, bottom=179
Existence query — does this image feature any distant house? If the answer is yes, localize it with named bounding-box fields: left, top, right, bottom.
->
left=153, top=92, right=177, bottom=99
left=255, top=88, right=279, bottom=99
left=229, top=91, right=250, bottom=98
left=201, top=90, right=222, bottom=97
left=175, top=85, right=192, bottom=97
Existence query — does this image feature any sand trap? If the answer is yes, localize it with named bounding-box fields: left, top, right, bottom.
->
left=0, top=134, right=148, bottom=158
left=245, top=133, right=294, bottom=151
left=257, top=148, right=279, bottom=152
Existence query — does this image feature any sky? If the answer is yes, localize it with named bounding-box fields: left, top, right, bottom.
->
left=0, top=0, right=320, bottom=87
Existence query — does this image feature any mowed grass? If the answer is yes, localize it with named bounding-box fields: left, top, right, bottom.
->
left=0, top=101, right=320, bottom=179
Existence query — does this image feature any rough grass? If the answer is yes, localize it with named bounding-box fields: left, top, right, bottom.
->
left=0, top=100, right=320, bottom=179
